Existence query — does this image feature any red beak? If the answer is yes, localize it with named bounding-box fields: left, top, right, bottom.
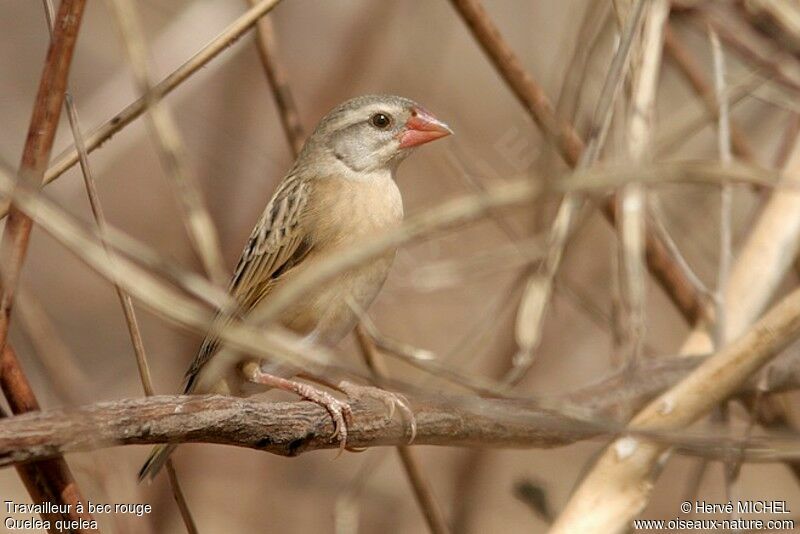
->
left=398, top=107, right=453, bottom=148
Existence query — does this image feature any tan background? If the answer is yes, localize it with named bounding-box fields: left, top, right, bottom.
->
left=1, top=1, right=798, bottom=532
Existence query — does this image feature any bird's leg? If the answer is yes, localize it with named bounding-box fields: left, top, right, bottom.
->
left=299, top=373, right=417, bottom=444
left=241, top=362, right=353, bottom=449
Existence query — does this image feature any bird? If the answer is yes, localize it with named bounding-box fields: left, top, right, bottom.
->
left=138, top=94, right=452, bottom=481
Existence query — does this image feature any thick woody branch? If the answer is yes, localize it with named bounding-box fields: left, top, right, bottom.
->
left=0, top=394, right=590, bottom=466
left=2, top=352, right=800, bottom=467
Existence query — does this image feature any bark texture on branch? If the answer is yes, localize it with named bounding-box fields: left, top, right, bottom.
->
left=1, top=353, right=799, bottom=468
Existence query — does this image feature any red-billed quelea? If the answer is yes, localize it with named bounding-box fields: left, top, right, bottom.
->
left=139, top=95, right=452, bottom=481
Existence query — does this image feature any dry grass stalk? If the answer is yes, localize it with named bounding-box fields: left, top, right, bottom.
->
left=0, top=0, right=95, bottom=529
left=664, top=25, right=756, bottom=162
left=448, top=0, right=706, bottom=326
left=616, top=0, right=669, bottom=366
left=550, top=282, right=800, bottom=533
left=709, top=27, right=733, bottom=347
left=0, top=0, right=285, bottom=220
left=106, top=0, right=227, bottom=287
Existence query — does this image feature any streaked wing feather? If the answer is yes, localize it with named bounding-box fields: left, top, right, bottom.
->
left=184, top=175, right=310, bottom=392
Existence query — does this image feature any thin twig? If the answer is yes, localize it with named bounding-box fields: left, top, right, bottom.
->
left=0, top=0, right=285, bottom=221
left=354, top=326, right=451, bottom=534
left=247, top=0, right=305, bottom=155
left=664, top=24, right=756, bottom=162
left=0, top=0, right=94, bottom=530
left=448, top=0, right=706, bottom=326
left=551, top=282, right=800, bottom=532
left=106, top=0, right=227, bottom=287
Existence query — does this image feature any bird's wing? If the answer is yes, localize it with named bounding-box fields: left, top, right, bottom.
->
left=183, top=174, right=311, bottom=392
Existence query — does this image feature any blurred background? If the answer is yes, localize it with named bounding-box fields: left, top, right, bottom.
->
left=2, top=0, right=800, bottom=532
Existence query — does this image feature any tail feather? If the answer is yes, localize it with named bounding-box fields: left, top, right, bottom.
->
left=138, top=444, right=177, bottom=483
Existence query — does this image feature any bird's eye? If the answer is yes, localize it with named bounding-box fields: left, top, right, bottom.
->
left=370, top=113, right=392, bottom=129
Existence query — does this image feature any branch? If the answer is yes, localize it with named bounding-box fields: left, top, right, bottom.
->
left=0, top=0, right=285, bottom=221
left=448, top=0, right=705, bottom=325
left=108, top=0, right=228, bottom=286
left=551, top=284, right=800, bottom=532
left=247, top=2, right=305, bottom=157
left=663, top=24, right=756, bottom=163
left=0, top=0, right=95, bottom=530
left=3, top=350, right=800, bottom=468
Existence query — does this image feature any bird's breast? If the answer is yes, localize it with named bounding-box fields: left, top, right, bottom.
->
left=305, top=174, right=403, bottom=248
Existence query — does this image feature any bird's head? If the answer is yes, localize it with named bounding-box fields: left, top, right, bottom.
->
left=304, top=95, right=452, bottom=175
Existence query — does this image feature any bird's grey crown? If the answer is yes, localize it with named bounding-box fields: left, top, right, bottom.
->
left=315, top=94, right=418, bottom=132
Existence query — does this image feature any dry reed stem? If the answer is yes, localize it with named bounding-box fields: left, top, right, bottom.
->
left=62, top=36, right=199, bottom=534
left=697, top=3, right=800, bottom=93
left=448, top=0, right=705, bottom=326
left=508, top=0, right=646, bottom=384
left=551, top=282, right=800, bottom=533
left=553, top=13, right=800, bottom=529
left=664, top=25, right=756, bottom=162
left=106, top=0, right=227, bottom=287
left=617, top=0, right=669, bottom=367
left=0, top=0, right=285, bottom=220
left=0, top=0, right=94, bottom=530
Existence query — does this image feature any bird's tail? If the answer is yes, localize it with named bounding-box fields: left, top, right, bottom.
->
left=138, top=443, right=177, bottom=483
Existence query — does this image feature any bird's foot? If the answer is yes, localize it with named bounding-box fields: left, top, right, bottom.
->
left=336, top=380, right=417, bottom=444
left=244, top=365, right=353, bottom=450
